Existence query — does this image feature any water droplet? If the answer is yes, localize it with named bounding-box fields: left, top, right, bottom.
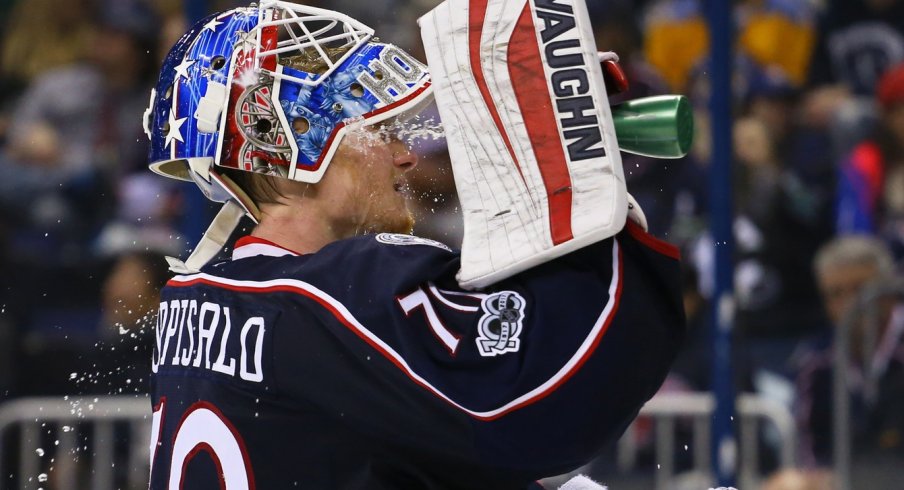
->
left=62, top=426, right=72, bottom=432
left=35, top=448, right=44, bottom=457
left=38, top=474, right=48, bottom=482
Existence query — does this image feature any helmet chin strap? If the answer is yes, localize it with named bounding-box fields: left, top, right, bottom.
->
left=166, top=200, right=246, bottom=274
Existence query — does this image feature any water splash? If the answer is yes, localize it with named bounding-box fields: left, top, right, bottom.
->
left=342, top=114, right=445, bottom=148
left=381, top=115, right=445, bottom=143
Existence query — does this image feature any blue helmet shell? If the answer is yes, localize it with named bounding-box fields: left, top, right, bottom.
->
left=145, top=4, right=432, bottom=188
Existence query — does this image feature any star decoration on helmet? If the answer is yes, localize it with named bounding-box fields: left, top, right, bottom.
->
left=165, top=111, right=188, bottom=149
left=200, top=65, right=220, bottom=80
left=235, top=29, right=259, bottom=50
left=173, top=58, right=196, bottom=81
left=203, top=17, right=224, bottom=32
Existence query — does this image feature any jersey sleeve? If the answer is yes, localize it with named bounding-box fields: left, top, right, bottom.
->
left=270, top=225, right=685, bottom=475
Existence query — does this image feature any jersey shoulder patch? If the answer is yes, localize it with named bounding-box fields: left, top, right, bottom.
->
left=374, top=233, right=453, bottom=252
left=476, top=291, right=526, bottom=357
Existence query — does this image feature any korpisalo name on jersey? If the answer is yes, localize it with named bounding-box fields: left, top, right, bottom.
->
left=152, top=299, right=267, bottom=383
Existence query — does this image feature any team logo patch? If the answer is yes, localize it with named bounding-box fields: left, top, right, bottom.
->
left=476, top=291, right=526, bottom=357
left=375, top=233, right=452, bottom=252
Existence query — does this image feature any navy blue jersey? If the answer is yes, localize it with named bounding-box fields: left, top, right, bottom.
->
left=148, top=221, right=685, bottom=489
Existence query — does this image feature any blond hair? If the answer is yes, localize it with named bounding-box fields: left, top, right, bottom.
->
left=813, top=235, right=895, bottom=279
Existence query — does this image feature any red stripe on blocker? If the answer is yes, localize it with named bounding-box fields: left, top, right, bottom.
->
left=508, top=2, right=574, bottom=244
left=468, top=0, right=527, bottom=186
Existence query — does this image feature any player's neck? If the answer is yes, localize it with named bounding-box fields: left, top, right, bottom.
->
left=250, top=200, right=355, bottom=255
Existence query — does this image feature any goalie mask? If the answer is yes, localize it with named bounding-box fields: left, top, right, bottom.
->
left=144, top=1, right=433, bottom=272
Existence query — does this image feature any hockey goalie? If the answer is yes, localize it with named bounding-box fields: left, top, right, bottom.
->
left=143, top=0, right=688, bottom=488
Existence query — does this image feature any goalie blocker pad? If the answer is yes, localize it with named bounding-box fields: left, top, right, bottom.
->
left=419, top=0, right=627, bottom=289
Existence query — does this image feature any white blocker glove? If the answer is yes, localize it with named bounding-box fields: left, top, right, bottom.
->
left=420, top=0, right=629, bottom=289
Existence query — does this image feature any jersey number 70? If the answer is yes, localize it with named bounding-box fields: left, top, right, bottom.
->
left=150, top=398, right=255, bottom=489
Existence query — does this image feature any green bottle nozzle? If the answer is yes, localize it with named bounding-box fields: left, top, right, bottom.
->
left=611, top=95, right=694, bottom=159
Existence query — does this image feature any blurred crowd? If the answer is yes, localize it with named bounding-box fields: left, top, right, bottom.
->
left=1, top=0, right=904, bottom=487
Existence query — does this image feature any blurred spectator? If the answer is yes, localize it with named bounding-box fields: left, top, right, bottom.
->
left=0, top=0, right=96, bottom=85
left=593, top=1, right=666, bottom=102
left=641, top=0, right=830, bottom=254
left=794, top=235, right=904, bottom=471
left=642, top=0, right=709, bottom=94
left=0, top=0, right=169, bottom=399
left=739, top=61, right=800, bottom=152
left=594, top=2, right=708, bottom=239
left=739, top=57, right=837, bottom=224
left=759, top=468, right=835, bottom=490
left=731, top=114, right=831, bottom=373
left=17, top=235, right=174, bottom=398
left=643, top=0, right=816, bottom=96
left=836, top=62, right=904, bottom=258
left=0, top=0, right=160, bottom=259
left=736, top=0, right=816, bottom=90
left=154, top=0, right=190, bottom=62
left=0, top=7, right=158, bottom=233
left=86, top=247, right=173, bottom=395
left=808, top=0, right=904, bottom=97
left=803, top=0, right=904, bottom=157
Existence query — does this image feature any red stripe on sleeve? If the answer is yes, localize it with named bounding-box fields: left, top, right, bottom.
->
left=624, top=220, right=681, bottom=260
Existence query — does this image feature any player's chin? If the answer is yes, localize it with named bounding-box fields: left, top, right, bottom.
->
left=366, top=207, right=415, bottom=235
left=388, top=211, right=416, bottom=235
